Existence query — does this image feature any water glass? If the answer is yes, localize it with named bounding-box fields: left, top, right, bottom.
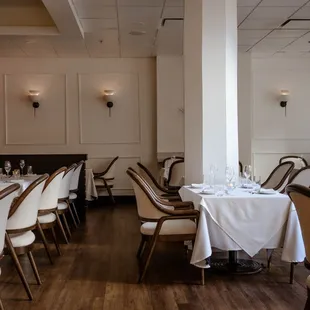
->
left=4, top=161, right=11, bottom=176
left=27, top=166, right=33, bottom=175
left=12, top=169, right=20, bottom=180
left=253, top=176, right=261, bottom=193
left=243, top=165, right=252, bottom=183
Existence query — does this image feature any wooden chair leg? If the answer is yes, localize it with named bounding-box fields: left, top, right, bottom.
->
left=266, top=249, right=273, bottom=270
left=55, top=212, right=69, bottom=244
left=136, top=236, right=146, bottom=259
left=201, top=268, right=205, bottom=286
left=27, top=252, right=42, bottom=285
left=103, top=179, right=115, bottom=205
left=62, top=213, right=72, bottom=238
left=68, top=204, right=78, bottom=229
left=36, top=221, right=53, bottom=265
left=138, top=236, right=158, bottom=283
left=71, top=201, right=81, bottom=225
left=290, top=262, right=298, bottom=284
left=51, top=227, right=62, bottom=256
left=5, top=233, right=33, bottom=300
left=0, top=298, right=4, bottom=310
left=305, top=287, right=310, bottom=310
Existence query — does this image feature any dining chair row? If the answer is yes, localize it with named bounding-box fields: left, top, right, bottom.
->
left=0, top=161, right=84, bottom=307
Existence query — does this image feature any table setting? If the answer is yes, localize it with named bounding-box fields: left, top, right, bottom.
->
left=179, top=164, right=306, bottom=274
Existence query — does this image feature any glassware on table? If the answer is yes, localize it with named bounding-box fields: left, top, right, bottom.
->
left=253, top=176, right=261, bottom=193
left=19, top=159, right=25, bottom=175
left=209, top=164, right=218, bottom=188
left=12, top=169, right=20, bottom=180
left=27, top=166, right=33, bottom=175
left=4, top=161, right=11, bottom=176
left=243, top=165, right=252, bottom=183
left=215, top=185, right=225, bottom=196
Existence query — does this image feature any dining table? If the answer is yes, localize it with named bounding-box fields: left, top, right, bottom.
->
left=0, top=175, right=41, bottom=194
left=179, top=185, right=306, bottom=273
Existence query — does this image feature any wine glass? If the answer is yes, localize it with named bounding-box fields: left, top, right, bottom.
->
left=20, top=159, right=25, bottom=176
left=209, top=164, right=218, bottom=188
left=243, top=165, right=252, bottom=184
left=225, top=166, right=235, bottom=183
left=27, top=166, right=33, bottom=175
left=253, top=176, right=261, bottom=193
left=4, top=161, right=11, bottom=176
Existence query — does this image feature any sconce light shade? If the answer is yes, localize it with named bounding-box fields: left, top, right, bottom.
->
left=280, top=90, right=290, bottom=105
left=103, top=90, right=115, bottom=117
left=28, top=90, right=40, bottom=103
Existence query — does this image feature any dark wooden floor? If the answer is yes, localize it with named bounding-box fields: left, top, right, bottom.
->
left=0, top=203, right=309, bottom=310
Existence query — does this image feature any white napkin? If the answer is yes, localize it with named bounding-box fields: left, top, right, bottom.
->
left=191, top=183, right=204, bottom=188
left=259, top=188, right=276, bottom=194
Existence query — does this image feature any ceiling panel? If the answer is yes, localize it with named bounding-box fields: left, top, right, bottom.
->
left=291, top=6, right=310, bottom=18
left=237, top=0, right=261, bottom=6
left=80, top=18, right=118, bottom=32
left=238, top=7, right=255, bottom=24
left=259, top=0, right=308, bottom=6
left=118, top=0, right=164, bottom=7
left=73, top=3, right=117, bottom=19
left=239, top=18, right=282, bottom=29
left=162, top=7, right=184, bottom=18
left=249, top=7, right=299, bottom=19
left=267, top=29, right=308, bottom=38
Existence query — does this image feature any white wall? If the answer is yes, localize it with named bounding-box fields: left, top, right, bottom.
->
left=0, top=58, right=157, bottom=195
left=156, top=56, right=184, bottom=158
left=251, top=57, right=310, bottom=180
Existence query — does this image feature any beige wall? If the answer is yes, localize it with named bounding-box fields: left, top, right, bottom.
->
left=0, top=58, right=157, bottom=195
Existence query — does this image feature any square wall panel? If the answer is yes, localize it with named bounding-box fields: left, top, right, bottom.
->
left=79, top=73, right=140, bottom=144
left=4, top=74, right=67, bottom=145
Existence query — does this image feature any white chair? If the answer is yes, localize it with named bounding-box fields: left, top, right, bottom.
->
left=127, top=168, right=201, bottom=284
left=94, top=156, right=119, bottom=204
left=0, top=184, right=20, bottom=309
left=69, top=161, right=84, bottom=225
left=167, top=159, right=185, bottom=189
left=38, top=167, right=66, bottom=259
left=280, top=155, right=308, bottom=170
left=57, top=164, right=77, bottom=239
left=5, top=174, right=48, bottom=301
left=262, top=161, right=295, bottom=193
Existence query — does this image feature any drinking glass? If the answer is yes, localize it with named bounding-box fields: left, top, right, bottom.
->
left=225, top=166, right=235, bottom=183
left=243, top=165, right=252, bottom=183
left=27, top=166, right=33, bottom=175
left=253, top=176, right=261, bottom=193
left=4, top=161, right=11, bottom=176
left=209, top=164, right=218, bottom=188
left=20, top=159, right=25, bottom=175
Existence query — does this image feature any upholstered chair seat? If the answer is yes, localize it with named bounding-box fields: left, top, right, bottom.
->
left=8, top=231, right=36, bottom=248
left=57, top=202, right=68, bottom=211
left=141, top=219, right=197, bottom=236
left=38, top=213, right=56, bottom=224
left=69, top=192, right=77, bottom=200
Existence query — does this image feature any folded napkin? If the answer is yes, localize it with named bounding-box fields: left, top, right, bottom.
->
left=191, top=183, right=204, bottom=188
left=200, top=189, right=215, bottom=195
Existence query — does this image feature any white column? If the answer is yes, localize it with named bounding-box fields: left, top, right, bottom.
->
left=184, top=0, right=239, bottom=184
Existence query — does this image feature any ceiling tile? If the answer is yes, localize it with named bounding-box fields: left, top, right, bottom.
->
left=163, top=7, right=184, bottom=18
left=259, top=0, right=308, bottom=6
left=238, top=7, right=254, bottom=24
left=238, top=29, right=271, bottom=38
left=80, top=18, right=118, bottom=32
left=239, top=18, right=283, bottom=29
left=73, top=0, right=116, bottom=6
left=118, top=0, right=164, bottom=6
left=291, top=6, right=310, bottom=18
left=165, top=0, right=184, bottom=6
left=238, top=45, right=251, bottom=52
left=74, top=3, right=117, bottom=19
left=51, top=38, right=89, bottom=57
left=267, top=29, right=308, bottom=38
left=237, top=0, right=261, bottom=6
left=249, top=7, right=299, bottom=20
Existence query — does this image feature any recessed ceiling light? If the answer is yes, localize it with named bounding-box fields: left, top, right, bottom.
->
left=129, top=30, right=146, bottom=36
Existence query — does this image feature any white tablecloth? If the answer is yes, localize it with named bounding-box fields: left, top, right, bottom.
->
left=85, top=168, right=98, bottom=201
left=179, top=186, right=305, bottom=268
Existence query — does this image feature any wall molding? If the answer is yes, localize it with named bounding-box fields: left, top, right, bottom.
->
left=77, top=73, right=142, bottom=145
left=3, top=73, right=68, bottom=146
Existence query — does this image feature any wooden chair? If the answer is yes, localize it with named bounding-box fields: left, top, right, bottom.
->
left=57, top=164, right=78, bottom=239
left=5, top=174, right=48, bottom=300
left=280, top=155, right=308, bottom=168
left=94, top=156, right=119, bottom=204
left=0, top=184, right=20, bottom=309
left=262, top=161, right=295, bottom=193
left=286, top=184, right=310, bottom=310
left=69, top=161, right=84, bottom=225
left=162, top=156, right=184, bottom=168
left=37, top=167, right=67, bottom=260
left=239, top=161, right=243, bottom=174
left=136, top=162, right=180, bottom=201
left=167, top=159, right=185, bottom=190
left=127, top=168, right=201, bottom=284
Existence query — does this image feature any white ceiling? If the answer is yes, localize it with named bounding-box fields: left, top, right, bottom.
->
left=0, top=0, right=310, bottom=58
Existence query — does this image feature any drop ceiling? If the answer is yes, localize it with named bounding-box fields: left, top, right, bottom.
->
left=0, top=0, right=310, bottom=58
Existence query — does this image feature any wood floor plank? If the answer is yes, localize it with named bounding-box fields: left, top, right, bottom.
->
left=0, top=204, right=307, bottom=310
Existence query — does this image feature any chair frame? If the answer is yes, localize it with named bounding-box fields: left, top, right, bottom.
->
left=38, top=167, right=67, bottom=259
left=279, top=155, right=308, bottom=167
left=58, top=164, right=78, bottom=238
left=94, top=156, right=119, bottom=204
left=166, top=159, right=184, bottom=189
left=69, top=160, right=84, bottom=225
left=287, top=184, right=310, bottom=309
left=127, top=168, right=201, bottom=284
left=162, top=156, right=184, bottom=168
left=5, top=174, right=48, bottom=301
left=137, top=162, right=180, bottom=200
left=261, top=161, right=295, bottom=191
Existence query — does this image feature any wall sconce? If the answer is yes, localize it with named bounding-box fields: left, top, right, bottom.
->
left=103, top=90, right=115, bottom=117
left=280, top=90, right=290, bottom=117
left=28, top=90, right=40, bottom=117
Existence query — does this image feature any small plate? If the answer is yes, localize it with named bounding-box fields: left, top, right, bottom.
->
left=199, top=190, right=215, bottom=195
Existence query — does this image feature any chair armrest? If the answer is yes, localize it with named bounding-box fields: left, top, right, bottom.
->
left=172, top=201, right=195, bottom=209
